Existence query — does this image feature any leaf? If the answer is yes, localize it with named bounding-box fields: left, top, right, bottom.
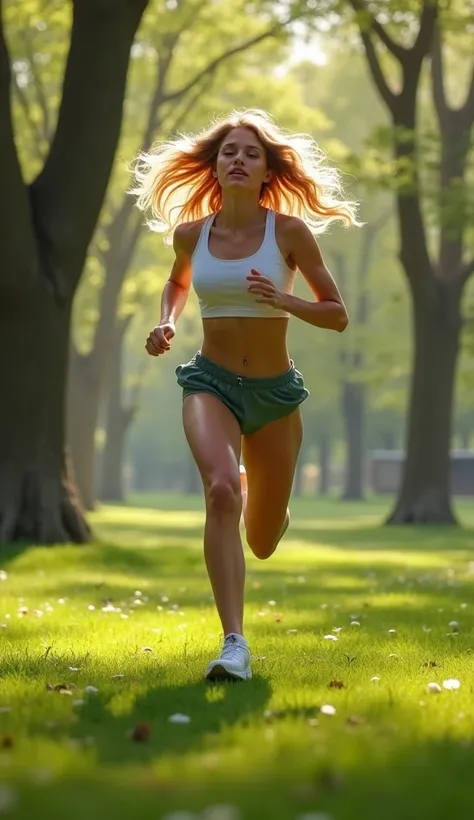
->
left=130, top=722, right=151, bottom=742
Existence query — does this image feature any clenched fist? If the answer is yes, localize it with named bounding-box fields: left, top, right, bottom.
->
left=145, top=321, right=176, bottom=356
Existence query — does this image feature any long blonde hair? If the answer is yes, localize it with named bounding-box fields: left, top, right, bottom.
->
left=130, top=108, right=359, bottom=237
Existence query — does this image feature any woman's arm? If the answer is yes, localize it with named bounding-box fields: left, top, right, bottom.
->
left=247, top=217, right=349, bottom=333
left=159, top=223, right=194, bottom=325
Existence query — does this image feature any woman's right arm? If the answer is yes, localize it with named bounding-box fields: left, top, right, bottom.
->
left=145, top=222, right=198, bottom=357
left=159, top=223, right=194, bottom=325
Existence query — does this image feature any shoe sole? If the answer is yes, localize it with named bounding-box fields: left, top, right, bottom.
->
left=206, top=663, right=252, bottom=683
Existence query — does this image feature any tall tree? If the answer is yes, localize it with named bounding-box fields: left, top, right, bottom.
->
left=347, top=0, right=474, bottom=523
left=0, top=0, right=149, bottom=544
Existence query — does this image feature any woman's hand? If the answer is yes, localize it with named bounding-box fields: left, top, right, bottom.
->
left=145, top=321, right=176, bottom=356
left=246, top=269, right=286, bottom=310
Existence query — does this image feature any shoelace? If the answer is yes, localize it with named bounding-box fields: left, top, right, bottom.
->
left=221, top=637, right=248, bottom=663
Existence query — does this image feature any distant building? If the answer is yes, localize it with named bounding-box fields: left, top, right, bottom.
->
left=369, top=450, right=474, bottom=496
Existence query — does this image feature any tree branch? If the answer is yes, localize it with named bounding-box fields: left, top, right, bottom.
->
left=0, top=1, right=36, bottom=283
left=163, top=20, right=290, bottom=104
left=430, top=22, right=449, bottom=128
left=348, top=0, right=407, bottom=61
left=347, top=0, right=396, bottom=112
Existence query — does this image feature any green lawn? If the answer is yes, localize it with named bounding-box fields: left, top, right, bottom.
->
left=1, top=494, right=474, bottom=820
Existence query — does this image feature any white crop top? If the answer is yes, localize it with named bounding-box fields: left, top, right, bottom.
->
left=191, top=209, right=296, bottom=319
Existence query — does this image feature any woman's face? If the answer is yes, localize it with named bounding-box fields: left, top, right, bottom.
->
left=214, top=127, right=271, bottom=193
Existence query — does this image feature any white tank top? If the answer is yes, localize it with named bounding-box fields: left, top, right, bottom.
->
left=191, top=209, right=296, bottom=319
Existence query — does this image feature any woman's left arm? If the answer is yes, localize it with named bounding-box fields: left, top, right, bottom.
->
left=247, top=217, right=349, bottom=333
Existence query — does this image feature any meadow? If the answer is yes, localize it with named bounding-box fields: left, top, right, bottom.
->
left=1, top=494, right=474, bottom=820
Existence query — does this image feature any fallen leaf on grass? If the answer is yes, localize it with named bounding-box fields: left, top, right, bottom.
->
left=168, top=713, right=191, bottom=724
left=427, top=683, right=442, bottom=694
left=46, top=683, right=76, bottom=694
left=130, top=723, right=151, bottom=742
left=346, top=715, right=364, bottom=726
left=319, top=768, right=345, bottom=791
left=323, top=635, right=338, bottom=642
left=142, top=646, right=154, bottom=653
left=422, top=660, right=437, bottom=668
left=84, top=686, right=99, bottom=694
left=329, top=680, right=344, bottom=689
left=371, top=676, right=381, bottom=683
left=112, top=674, right=125, bottom=681
left=319, top=705, right=336, bottom=716
left=443, top=679, right=461, bottom=690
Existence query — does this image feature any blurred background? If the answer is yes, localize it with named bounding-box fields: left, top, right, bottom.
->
left=3, top=0, right=474, bottom=532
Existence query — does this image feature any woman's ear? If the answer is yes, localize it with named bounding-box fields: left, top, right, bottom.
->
left=263, top=169, right=272, bottom=183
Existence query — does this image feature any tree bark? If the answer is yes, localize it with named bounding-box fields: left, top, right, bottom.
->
left=0, top=0, right=149, bottom=544
left=387, top=282, right=462, bottom=523
left=318, top=435, right=331, bottom=496
left=341, top=380, right=366, bottom=500
left=100, top=319, right=138, bottom=502
left=0, top=288, right=89, bottom=544
left=67, top=348, right=100, bottom=510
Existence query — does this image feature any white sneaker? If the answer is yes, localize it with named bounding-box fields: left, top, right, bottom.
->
left=206, top=633, right=252, bottom=682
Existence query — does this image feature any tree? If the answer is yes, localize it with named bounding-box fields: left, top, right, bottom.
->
left=0, top=0, right=149, bottom=544
left=347, top=0, right=474, bottom=523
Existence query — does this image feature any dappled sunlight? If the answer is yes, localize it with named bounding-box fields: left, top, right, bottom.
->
left=2, top=497, right=474, bottom=819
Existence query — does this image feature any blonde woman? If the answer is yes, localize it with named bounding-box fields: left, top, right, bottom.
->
left=132, top=109, right=358, bottom=682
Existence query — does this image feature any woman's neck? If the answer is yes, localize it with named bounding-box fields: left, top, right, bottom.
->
left=216, top=196, right=266, bottom=229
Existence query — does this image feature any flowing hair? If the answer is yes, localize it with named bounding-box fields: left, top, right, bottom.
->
left=130, top=108, right=360, bottom=238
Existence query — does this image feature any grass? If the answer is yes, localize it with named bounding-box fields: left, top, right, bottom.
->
left=1, top=493, right=474, bottom=820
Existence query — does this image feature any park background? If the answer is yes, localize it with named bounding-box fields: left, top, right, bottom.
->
left=1, top=1, right=474, bottom=819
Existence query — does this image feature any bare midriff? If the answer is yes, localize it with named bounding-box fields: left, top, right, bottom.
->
left=201, top=316, right=291, bottom=377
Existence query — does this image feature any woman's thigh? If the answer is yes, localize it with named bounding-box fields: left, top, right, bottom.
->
left=182, top=393, right=242, bottom=500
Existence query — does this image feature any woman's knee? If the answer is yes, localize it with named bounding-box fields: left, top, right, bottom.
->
left=205, top=473, right=242, bottom=517
left=245, top=510, right=290, bottom=560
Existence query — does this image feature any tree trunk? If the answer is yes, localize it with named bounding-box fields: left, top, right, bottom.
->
left=185, top=454, right=201, bottom=494
left=387, top=284, right=462, bottom=524
left=341, top=380, right=365, bottom=500
left=0, top=289, right=89, bottom=544
left=0, top=0, right=149, bottom=544
left=100, top=354, right=129, bottom=504
left=67, top=349, right=100, bottom=510
left=293, top=459, right=304, bottom=497
left=99, top=319, right=139, bottom=502
left=318, top=435, right=331, bottom=496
